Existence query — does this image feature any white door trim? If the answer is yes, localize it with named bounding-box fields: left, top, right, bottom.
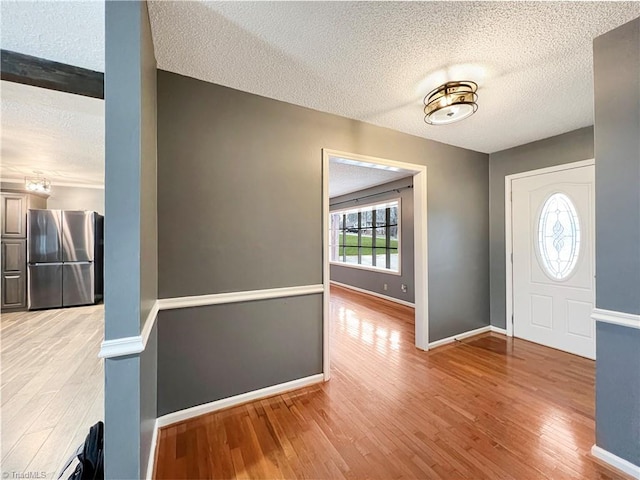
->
left=322, top=149, right=429, bottom=381
left=505, top=159, right=595, bottom=337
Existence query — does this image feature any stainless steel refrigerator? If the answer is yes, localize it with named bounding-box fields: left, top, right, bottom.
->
left=27, top=209, right=104, bottom=310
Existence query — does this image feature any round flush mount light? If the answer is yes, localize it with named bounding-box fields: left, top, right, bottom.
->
left=423, top=80, right=478, bottom=125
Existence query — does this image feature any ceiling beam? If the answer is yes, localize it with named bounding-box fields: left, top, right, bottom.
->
left=1, top=49, right=104, bottom=99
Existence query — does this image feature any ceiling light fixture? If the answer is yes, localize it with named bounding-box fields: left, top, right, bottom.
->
left=25, top=172, right=51, bottom=193
left=423, top=80, right=478, bottom=125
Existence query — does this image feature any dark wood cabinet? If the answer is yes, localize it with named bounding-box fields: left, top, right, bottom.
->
left=2, top=239, right=26, bottom=272
left=2, top=272, right=26, bottom=309
left=1, top=194, right=27, bottom=238
left=1, top=239, right=27, bottom=310
left=1, top=191, right=47, bottom=311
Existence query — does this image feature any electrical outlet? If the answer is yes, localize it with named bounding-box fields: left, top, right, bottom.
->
left=383, top=283, right=388, bottom=291
left=401, top=284, right=407, bottom=293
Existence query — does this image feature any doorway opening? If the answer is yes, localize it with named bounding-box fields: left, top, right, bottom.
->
left=0, top=9, right=106, bottom=473
left=322, top=149, right=428, bottom=380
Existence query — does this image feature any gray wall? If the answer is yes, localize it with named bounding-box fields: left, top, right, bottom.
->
left=594, top=19, right=640, bottom=315
left=330, top=177, right=415, bottom=303
left=139, top=324, right=157, bottom=479
left=104, top=1, right=157, bottom=478
left=593, top=17, right=640, bottom=467
left=104, top=357, right=141, bottom=477
left=488, top=127, right=594, bottom=328
left=0, top=181, right=25, bottom=190
left=46, top=185, right=105, bottom=214
left=105, top=1, right=142, bottom=341
left=158, top=296, right=322, bottom=416
left=595, top=322, right=640, bottom=465
left=157, top=69, right=489, bottom=416
left=139, top=0, right=158, bottom=328
left=1, top=182, right=105, bottom=215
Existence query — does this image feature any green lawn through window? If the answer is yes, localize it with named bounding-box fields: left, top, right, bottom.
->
left=338, top=233, right=398, bottom=256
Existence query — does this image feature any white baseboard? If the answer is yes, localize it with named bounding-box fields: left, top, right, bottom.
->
left=591, top=445, right=640, bottom=478
left=145, top=419, right=159, bottom=480
left=429, top=325, right=491, bottom=349
left=156, top=373, right=325, bottom=429
left=490, top=325, right=507, bottom=335
left=146, top=374, right=325, bottom=476
left=592, top=308, right=640, bottom=330
left=330, top=281, right=415, bottom=308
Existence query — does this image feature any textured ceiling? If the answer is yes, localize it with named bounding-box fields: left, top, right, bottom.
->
left=149, top=1, right=640, bottom=153
left=0, top=0, right=104, bottom=72
left=0, top=1, right=105, bottom=187
left=329, top=160, right=412, bottom=198
left=0, top=81, right=105, bottom=187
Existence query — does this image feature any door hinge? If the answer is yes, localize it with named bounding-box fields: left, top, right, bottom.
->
left=511, top=314, right=514, bottom=325
left=510, top=252, right=513, bottom=263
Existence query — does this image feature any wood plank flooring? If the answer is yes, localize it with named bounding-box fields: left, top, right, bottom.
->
left=1, top=305, right=104, bottom=479
left=154, top=285, right=628, bottom=479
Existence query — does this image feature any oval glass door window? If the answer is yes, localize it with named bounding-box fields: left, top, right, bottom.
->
left=537, top=193, right=581, bottom=280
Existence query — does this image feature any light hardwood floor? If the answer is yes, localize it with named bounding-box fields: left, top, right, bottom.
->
left=1, top=305, right=104, bottom=479
left=154, top=285, right=628, bottom=479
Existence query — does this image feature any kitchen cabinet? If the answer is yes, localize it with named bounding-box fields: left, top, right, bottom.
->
left=1, top=191, right=47, bottom=311
left=1, top=194, right=27, bottom=237
left=2, top=272, right=26, bottom=309
left=3, top=239, right=26, bottom=272
left=2, top=239, right=27, bottom=309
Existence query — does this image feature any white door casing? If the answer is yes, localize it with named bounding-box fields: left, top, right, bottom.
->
left=511, top=163, right=595, bottom=359
left=322, top=149, right=429, bottom=381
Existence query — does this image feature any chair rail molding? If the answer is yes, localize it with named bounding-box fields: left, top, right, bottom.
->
left=591, top=308, right=640, bottom=330
left=98, top=284, right=325, bottom=359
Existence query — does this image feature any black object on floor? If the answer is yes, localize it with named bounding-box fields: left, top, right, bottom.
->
left=58, top=421, right=104, bottom=480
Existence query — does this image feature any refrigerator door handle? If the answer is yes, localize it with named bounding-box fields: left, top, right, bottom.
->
left=30, top=262, right=64, bottom=266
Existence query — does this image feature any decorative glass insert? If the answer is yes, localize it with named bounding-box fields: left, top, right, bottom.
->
left=537, top=193, right=581, bottom=280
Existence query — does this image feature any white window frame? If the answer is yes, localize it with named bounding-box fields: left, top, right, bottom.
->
left=329, top=198, right=402, bottom=276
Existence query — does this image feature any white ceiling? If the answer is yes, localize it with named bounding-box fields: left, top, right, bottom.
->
left=149, top=1, right=640, bottom=153
left=329, top=159, right=412, bottom=198
left=2, top=2, right=639, bottom=188
left=0, top=1, right=105, bottom=187
left=1, top=81, right=105, bottom=187
left=0, top=0, right=105, bottom=72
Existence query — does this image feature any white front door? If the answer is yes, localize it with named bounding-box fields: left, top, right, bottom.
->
left=512, top=164, right=595, bottom=359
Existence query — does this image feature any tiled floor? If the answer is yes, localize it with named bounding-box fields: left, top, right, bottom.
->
left=1, top=305, right=104, bottom=479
